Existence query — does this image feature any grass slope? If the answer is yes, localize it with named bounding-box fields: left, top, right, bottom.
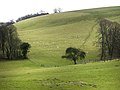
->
left=15, top=6, right=120, bottom=66
left=0, top=6, right=120, bottom=90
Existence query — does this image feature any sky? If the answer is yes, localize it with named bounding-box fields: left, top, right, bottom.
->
left=0, top=0, right=120, bottom=22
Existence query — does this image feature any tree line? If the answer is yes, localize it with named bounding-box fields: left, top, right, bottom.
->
left=98, top=18, right=120, bottom=61
left=53, top=8, right=62, bottom=13
left=16, top=12, right=49, bottom=22
left=0, top=22, right=31, bottom=60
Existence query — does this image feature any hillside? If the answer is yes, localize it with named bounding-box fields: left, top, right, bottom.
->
left=0, top=6, right=120, bottom=90
left=15, top=6, right=120, bottom=66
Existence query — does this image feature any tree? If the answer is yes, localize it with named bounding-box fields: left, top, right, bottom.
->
left=53, top=8, right=58, bottom=13
left=98, top=18, right=120, bottom=61
left=16, top=12, right=49, bottom=22
left=20, top=42, right=31, bottom=59
left=62, top=47, right=86, bottom=64
left=0, top=22, right=31, bottom=60
left=53, top=8, right=62, bottom=13
left=58, top=8, right=62, bottom=13
left=0, top=22, right=21, bottom=59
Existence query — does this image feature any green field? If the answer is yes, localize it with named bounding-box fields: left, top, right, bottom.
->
left=0, top=60, right=120, bottom=90
left=0, top=6, right=120, bottom=90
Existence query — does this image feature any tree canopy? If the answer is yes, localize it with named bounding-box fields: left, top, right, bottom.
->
left=20, top=42, right=31, bottom=59
left=62, top=47, right=86, bottom=64
left=0, top=22, right=31, bottom=60
left=16, top=12, right=49, bottom=22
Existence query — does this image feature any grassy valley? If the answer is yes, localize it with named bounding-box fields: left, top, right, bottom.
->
left=0, top=6, right=120, bottom=90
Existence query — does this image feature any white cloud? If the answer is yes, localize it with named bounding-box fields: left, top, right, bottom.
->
left=0, top=0, right=119, bottom=22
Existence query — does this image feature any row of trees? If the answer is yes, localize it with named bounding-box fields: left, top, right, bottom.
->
left=0, top=22, right=30, bottom=60
left=16, top=12, right=49, bottom=22
left=16, top=8, right=62, bottom=22
left=98, top=18, right=120, bottom=61
left=53, top=8, right=62, bottom=13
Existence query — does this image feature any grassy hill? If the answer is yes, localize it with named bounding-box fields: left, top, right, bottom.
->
left=15, top=6, right=120, bottom=66
left=0, top=6, right=120, bottom=90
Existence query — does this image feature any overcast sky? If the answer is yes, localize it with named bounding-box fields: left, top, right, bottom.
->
left=0, top=0, right=120, bottom=22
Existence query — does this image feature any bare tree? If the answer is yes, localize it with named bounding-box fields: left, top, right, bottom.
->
left=53, top=8, right=62, bottom=13
left=53, top=8, right=58, bottom=13
left=98, top=18, right=120, bottom=61
left=58, top=8, right=62, bottom=13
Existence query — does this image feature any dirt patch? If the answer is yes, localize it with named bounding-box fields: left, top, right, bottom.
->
left=35, top=78, right=97, bottom=88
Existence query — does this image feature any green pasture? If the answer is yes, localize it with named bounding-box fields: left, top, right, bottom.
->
left=0, top=60, right=120, bottom=90
left=15, top=6, right=120, bottom=66
left=0, top=6, right=120, bottom=90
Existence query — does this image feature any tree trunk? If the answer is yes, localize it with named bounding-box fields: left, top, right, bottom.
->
left=73, top=59, right=77, bottom=64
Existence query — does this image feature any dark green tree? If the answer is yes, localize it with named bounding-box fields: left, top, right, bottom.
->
left=0, top=22, right=21, bottom=59
left=62, top=47, right=86, bottom=64
left=20, top=42, right=31, bottom=59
